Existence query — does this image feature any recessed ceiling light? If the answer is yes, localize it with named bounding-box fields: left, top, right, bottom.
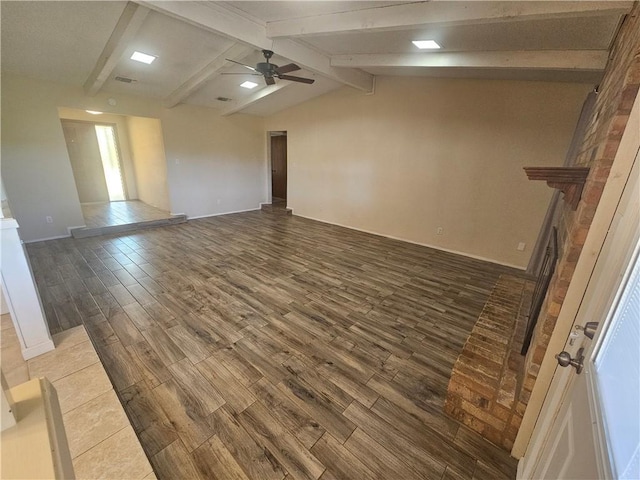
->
left=412, top=40, right=441, bottom=50
left=86, top=110, right=103, bottom=115
left=240, top=81, right=259, bottom=89
left=130, top=51, right=157, bottom=64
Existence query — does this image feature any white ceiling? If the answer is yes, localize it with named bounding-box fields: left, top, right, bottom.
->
left=0, top=1, right=127, bottom=85
left=0, top=1, right=633, bottom=117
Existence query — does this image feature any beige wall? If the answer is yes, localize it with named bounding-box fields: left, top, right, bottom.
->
left=266, top=76, right=591, bottom=268
left=61, top=120, right=111, bottom=203
left=1, top=74, right=267, bottom=241
left=57, top=108, right=139, bottom=200
left=160, top=104, right=266, bottom=218
left=2, top=76, right=87, bottom=240
left=126, top=116, right=170, bottom=211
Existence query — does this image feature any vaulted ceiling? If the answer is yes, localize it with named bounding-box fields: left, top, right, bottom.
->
left=1, top=1, right=633, bottom=116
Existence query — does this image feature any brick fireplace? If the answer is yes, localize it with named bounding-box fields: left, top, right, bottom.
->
left=444, top=274, right=534, bottom=451
left=445, top=4, right=640, bottom=452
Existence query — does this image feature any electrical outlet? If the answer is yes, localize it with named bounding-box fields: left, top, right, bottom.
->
left=217, top=199, right=221, bottom=205
left=175, top=158, right=180, bottom=165
left=46, top=216, right=53, bottom=224
left=436, top=227, right=443, bottom=235
left=517, top=242, right=526, bottom=251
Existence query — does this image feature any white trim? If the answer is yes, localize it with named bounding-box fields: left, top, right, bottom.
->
left=293, top=213, right=526, bottom=270
left=187, top=207, right=260, bottom=220
left=588, top=235, right=640, bottom=479
left=0, top=218, right=19, bottom=230
left=23, top=234, right=71, bottom=244
left=587, top=355, right=615, bottom=479
left=21, top=339, right=55, bottom=360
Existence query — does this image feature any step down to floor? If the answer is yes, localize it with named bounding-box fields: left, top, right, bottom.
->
left=70, top=214, right=187, bottom=238
left=261, top=204, right=292, bottom=215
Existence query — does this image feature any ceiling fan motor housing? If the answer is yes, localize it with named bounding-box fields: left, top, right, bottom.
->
left=256, top=62, right=278, bottom=75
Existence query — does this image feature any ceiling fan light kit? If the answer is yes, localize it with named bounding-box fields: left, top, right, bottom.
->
left=223, top=50, right=315, bottom=86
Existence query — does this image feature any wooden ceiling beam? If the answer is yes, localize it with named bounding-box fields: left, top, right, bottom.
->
left=138, top=1, right=374, bottom=93
left=330, top=50, right=609, bottom=71
left=164, top=43, right=254, bottom=109
left=220, top=83, right=291, bottom=116
left=84, top=2, right=150, bottom=96
left=267, top=1, right=633, bottom=38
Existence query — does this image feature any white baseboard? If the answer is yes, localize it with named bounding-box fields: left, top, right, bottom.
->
left=294, top=213, right=526, bottom=271
left=188, top=207, right=260, bottom=220
left=23, top=233, right=72, bottom=244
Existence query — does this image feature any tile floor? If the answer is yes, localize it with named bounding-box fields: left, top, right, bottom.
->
left=1, top=313, right=155, bottom=479
left=81, top=201, right=174, bottom=229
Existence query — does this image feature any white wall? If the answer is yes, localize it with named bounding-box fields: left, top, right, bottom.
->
left=1, top=74, right=267, bottom=241
left=160, top=104, right=266, bottom=218
left=266, top=76, right=591, bottom=268
left=126, top=116, right=170, bottom=211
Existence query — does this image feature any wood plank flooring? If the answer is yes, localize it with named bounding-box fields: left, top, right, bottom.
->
left=27, top=211, right=519, bottom=480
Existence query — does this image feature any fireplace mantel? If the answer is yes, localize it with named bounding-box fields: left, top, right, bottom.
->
left=524, top=167, right=590, bottom=210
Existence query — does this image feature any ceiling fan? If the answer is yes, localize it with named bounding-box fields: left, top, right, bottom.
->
left=224, top=50, right=315, bottom=86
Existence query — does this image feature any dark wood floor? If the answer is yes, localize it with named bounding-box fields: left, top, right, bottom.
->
left=27, top=211, right=519, bottom=480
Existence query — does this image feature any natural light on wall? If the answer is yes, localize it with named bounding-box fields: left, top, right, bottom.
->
left=94, top=125, right=126, bottom=202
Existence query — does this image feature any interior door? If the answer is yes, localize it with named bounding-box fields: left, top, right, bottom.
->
left=62, top=121, right=109, bottom=203
left=527, top=152, right=639, bottom=479
left=271, top=134, right=287, bottom=201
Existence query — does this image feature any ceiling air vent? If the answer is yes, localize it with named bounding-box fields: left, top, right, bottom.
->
left=114, top=75, right=137, bottom=83
left=216, top=97, right=232, bottom=102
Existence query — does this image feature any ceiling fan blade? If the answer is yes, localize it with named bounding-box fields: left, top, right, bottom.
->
left=221, top=73, right=262, bottom=76
left=226, top=58, right=257, bottom=72
left=275, top=63, right=300, bottom=74
left=265, top=76, right=276, bottom=86
left=278, top=74, right=315, bottom=84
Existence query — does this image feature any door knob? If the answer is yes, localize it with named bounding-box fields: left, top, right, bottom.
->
left=576, top=322, right=599, bottom=340
left=556, top=347, right=585, bottom=374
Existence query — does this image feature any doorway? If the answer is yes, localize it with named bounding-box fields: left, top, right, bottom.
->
left=523, top=151, right=639, bottom=479
left=270, top=132, right=287, bottom=205
left=61, top=120, right=127, bottom=203
left=60, top=110, right=176, bottom=234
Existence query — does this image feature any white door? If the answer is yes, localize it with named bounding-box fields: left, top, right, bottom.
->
left=523, top=150, right=639, bottom=479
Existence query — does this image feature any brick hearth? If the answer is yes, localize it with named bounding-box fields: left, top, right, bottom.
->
left=445, top=275, right=534, bottom=451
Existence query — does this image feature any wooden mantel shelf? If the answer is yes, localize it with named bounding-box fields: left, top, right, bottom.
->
left=524, top=166, right=590, bottom=210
